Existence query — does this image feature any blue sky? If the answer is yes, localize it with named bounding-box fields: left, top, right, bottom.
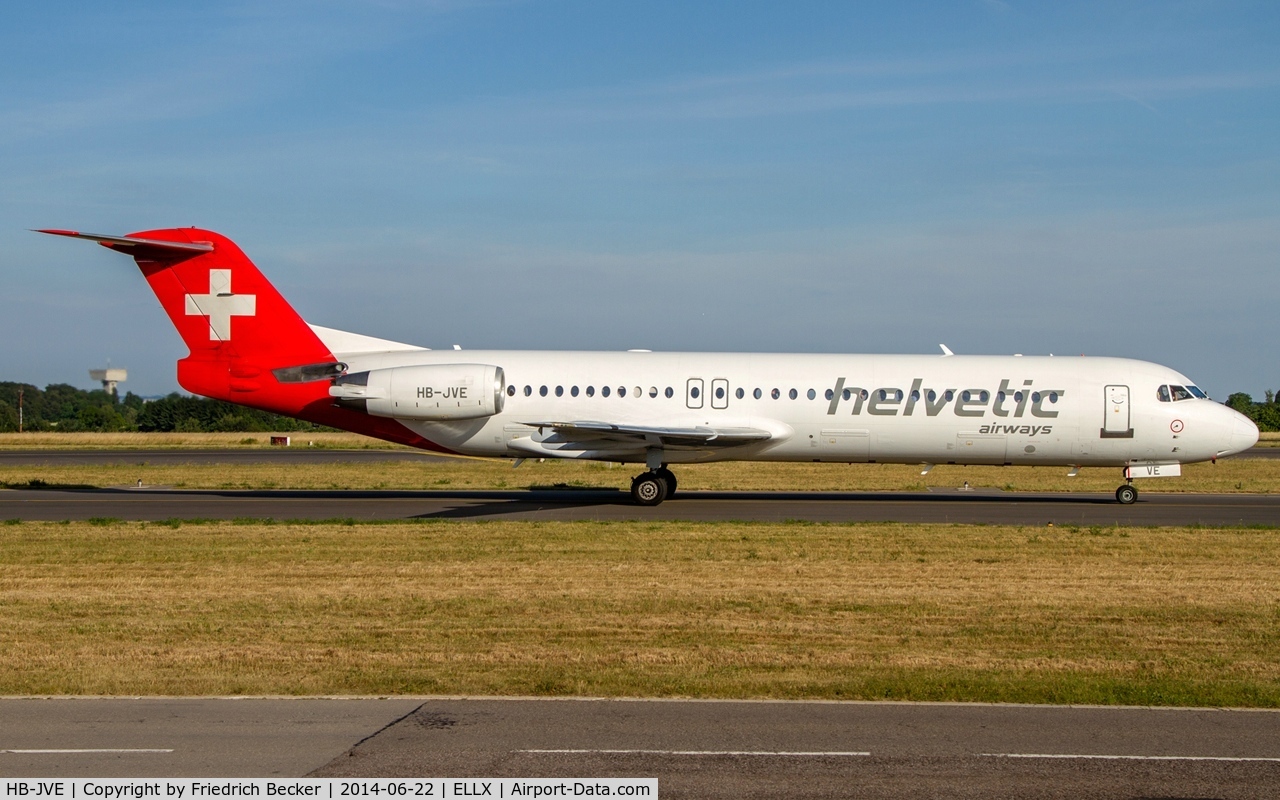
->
left=3, top=1, right=1278, bottom=398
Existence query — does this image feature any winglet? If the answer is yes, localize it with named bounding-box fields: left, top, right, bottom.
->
left=35, top=229, right=214, bottom=258
left=939, top=344, right=954, bottom=356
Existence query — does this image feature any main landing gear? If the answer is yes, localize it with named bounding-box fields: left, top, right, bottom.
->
left=631, top=467, right=677, bottom=506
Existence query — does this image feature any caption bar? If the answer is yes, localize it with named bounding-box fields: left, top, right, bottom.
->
left=3, top=781, right=656, bottom=799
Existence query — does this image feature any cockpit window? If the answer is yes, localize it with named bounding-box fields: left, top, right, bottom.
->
left=1170, top=385, right=1193, bottom=401
left=1187, top=385, right=1208, bottom=399
left=1157, top=385, right=1171, bottom=403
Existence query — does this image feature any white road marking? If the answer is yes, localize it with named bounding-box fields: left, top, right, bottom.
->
left=519, top=749, right=870, bottom=756
left=982, top=753, right=1280, bottom=762
left=2, top=749, right=174, bottom=754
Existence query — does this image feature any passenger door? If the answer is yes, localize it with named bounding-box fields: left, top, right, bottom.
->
left=1101, top=384, right=1133, bottom=438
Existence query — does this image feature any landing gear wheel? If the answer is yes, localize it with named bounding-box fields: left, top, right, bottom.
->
left=655, top=467, right=677, bottom=498
left=631, top=472, right=669, bottom=506
left=1116, top=484, right=1138, bottom=505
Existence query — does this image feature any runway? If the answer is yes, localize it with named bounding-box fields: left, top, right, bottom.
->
left=4, top=698, right=1279, bottom=797
left=2, top=485, right=1278, bottom=525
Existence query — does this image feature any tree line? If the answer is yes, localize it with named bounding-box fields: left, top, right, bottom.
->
left=1226, top=392, right=1280, bottom=434
left=2, top=380, right=1278, bottom=434
left=0, top=382, right=331, bottom=433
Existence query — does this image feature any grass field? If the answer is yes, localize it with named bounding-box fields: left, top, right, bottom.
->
left=3, top=456, right=1279, bottom=494
left=2, top=518, right=1278, bottom=705
left=0, top=432, right=405, bottom=449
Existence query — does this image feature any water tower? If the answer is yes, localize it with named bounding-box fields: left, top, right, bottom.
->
left=89, top=367, right=127, bottom=397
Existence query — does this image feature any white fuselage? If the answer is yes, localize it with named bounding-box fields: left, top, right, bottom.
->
left=324, top=343, right=1259, bottom=468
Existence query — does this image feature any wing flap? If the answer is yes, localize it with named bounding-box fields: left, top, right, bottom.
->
left=522, top=420, right=773, bottom=449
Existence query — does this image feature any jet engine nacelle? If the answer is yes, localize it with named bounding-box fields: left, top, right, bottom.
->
left=330, top=363, right=505, bottom=421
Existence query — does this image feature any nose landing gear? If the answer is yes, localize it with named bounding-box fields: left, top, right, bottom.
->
left=630, top=467, right=678, bottom=506
left=1115, top=483, right=1137, bottom=505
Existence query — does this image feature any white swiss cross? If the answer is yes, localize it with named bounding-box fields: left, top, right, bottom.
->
left=184, top=269, right=257, bottom=341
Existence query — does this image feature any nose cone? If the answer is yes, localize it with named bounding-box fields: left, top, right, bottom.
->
left=1219, top=410, right=1260, bottom=458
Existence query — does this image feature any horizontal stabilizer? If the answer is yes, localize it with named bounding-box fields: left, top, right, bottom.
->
left=36, top=229, right=214, bottom=259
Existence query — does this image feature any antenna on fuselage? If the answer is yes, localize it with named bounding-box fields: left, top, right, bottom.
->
left=939, top=344, right=954, bottom=356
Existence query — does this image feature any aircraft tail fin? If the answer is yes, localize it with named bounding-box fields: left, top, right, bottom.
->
left=38, top=227, right=338, bottom=410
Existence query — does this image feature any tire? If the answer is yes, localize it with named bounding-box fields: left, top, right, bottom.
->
left=631, top=473, right=668, bottom=506
left=656, top=467, right=677, bottom=498
left=1116, top=485, right=1137, bottom=505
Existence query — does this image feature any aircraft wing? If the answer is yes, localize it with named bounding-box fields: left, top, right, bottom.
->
left=522, top=420, right=773, bottom=449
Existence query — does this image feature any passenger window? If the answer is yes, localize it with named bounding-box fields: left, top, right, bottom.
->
left=690, top=386, right=699, bottom=399
left=571, top=386, right=579, bottom=397
left=649, top=387, right=658, bottom=398
left=539, top=386, right=548, bottom=397
left=944, top=390, right=954, bottom=401
left=787, top=388, right=797, bottom=400
left=843, top=389, right=852, bottom=401
left=771, top=388, right=780, bottom=399
left=602, top=386, right=611, bottom=397
left=1014, top=391, right=1023, bottom=403
left=715, top=386, right=725, bottom=399
left=507, top=385, right=516, bottom=397
left=754, top=388, right=762, bottom=399
left=665, top=387, right=674, bottom=398
left=911, top=390, right=920, bottom=401
left=586, top=386, right=595, bottom=397
left=619, top=386, right=627, bottom=398
left=736, top=387, right=745, bottom=400
left=524, top=385, right=532, bottom=397
left=555, top=386, right=563, bottom=397
left=634, top=386, right=642, bottom=398
left=1157, top=385, right=1171, bottom=403
left=807, top=389, right=816, bottom=400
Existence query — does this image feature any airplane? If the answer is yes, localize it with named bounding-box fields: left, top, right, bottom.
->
left=38, top=227, right=1260, bottom=506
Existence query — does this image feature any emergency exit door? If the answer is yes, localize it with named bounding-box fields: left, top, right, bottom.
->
left=686, top=378, right=704, bottom=409
left=1101, top=384, right=1133, bottom=438
left=710, top=378, right=729, bottom=409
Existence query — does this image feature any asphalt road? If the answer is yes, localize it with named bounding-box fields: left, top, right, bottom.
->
left=0, top=698, right=421, bottom=778
left=3, top=485, right=1278, bottom=525
left=4, top=698, right=1279, bottom=798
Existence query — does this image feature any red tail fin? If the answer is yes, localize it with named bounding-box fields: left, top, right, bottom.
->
left=39, top=227, right=337, bottom=415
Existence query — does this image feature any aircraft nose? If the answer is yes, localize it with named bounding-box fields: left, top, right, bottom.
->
left=1218, top=410, right=1260, bottom=458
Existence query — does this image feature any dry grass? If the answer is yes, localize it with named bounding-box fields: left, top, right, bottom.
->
left=3, top=457, right=1278, bottom=494
left=0, top=432, right=405, bottom=449
left=2, top=519, right=1278, bottom=705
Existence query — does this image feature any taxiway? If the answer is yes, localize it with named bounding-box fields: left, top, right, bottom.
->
left=2, top=485, right=1278, bottom=525
left=3, top=698, right=1278, bottom=798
